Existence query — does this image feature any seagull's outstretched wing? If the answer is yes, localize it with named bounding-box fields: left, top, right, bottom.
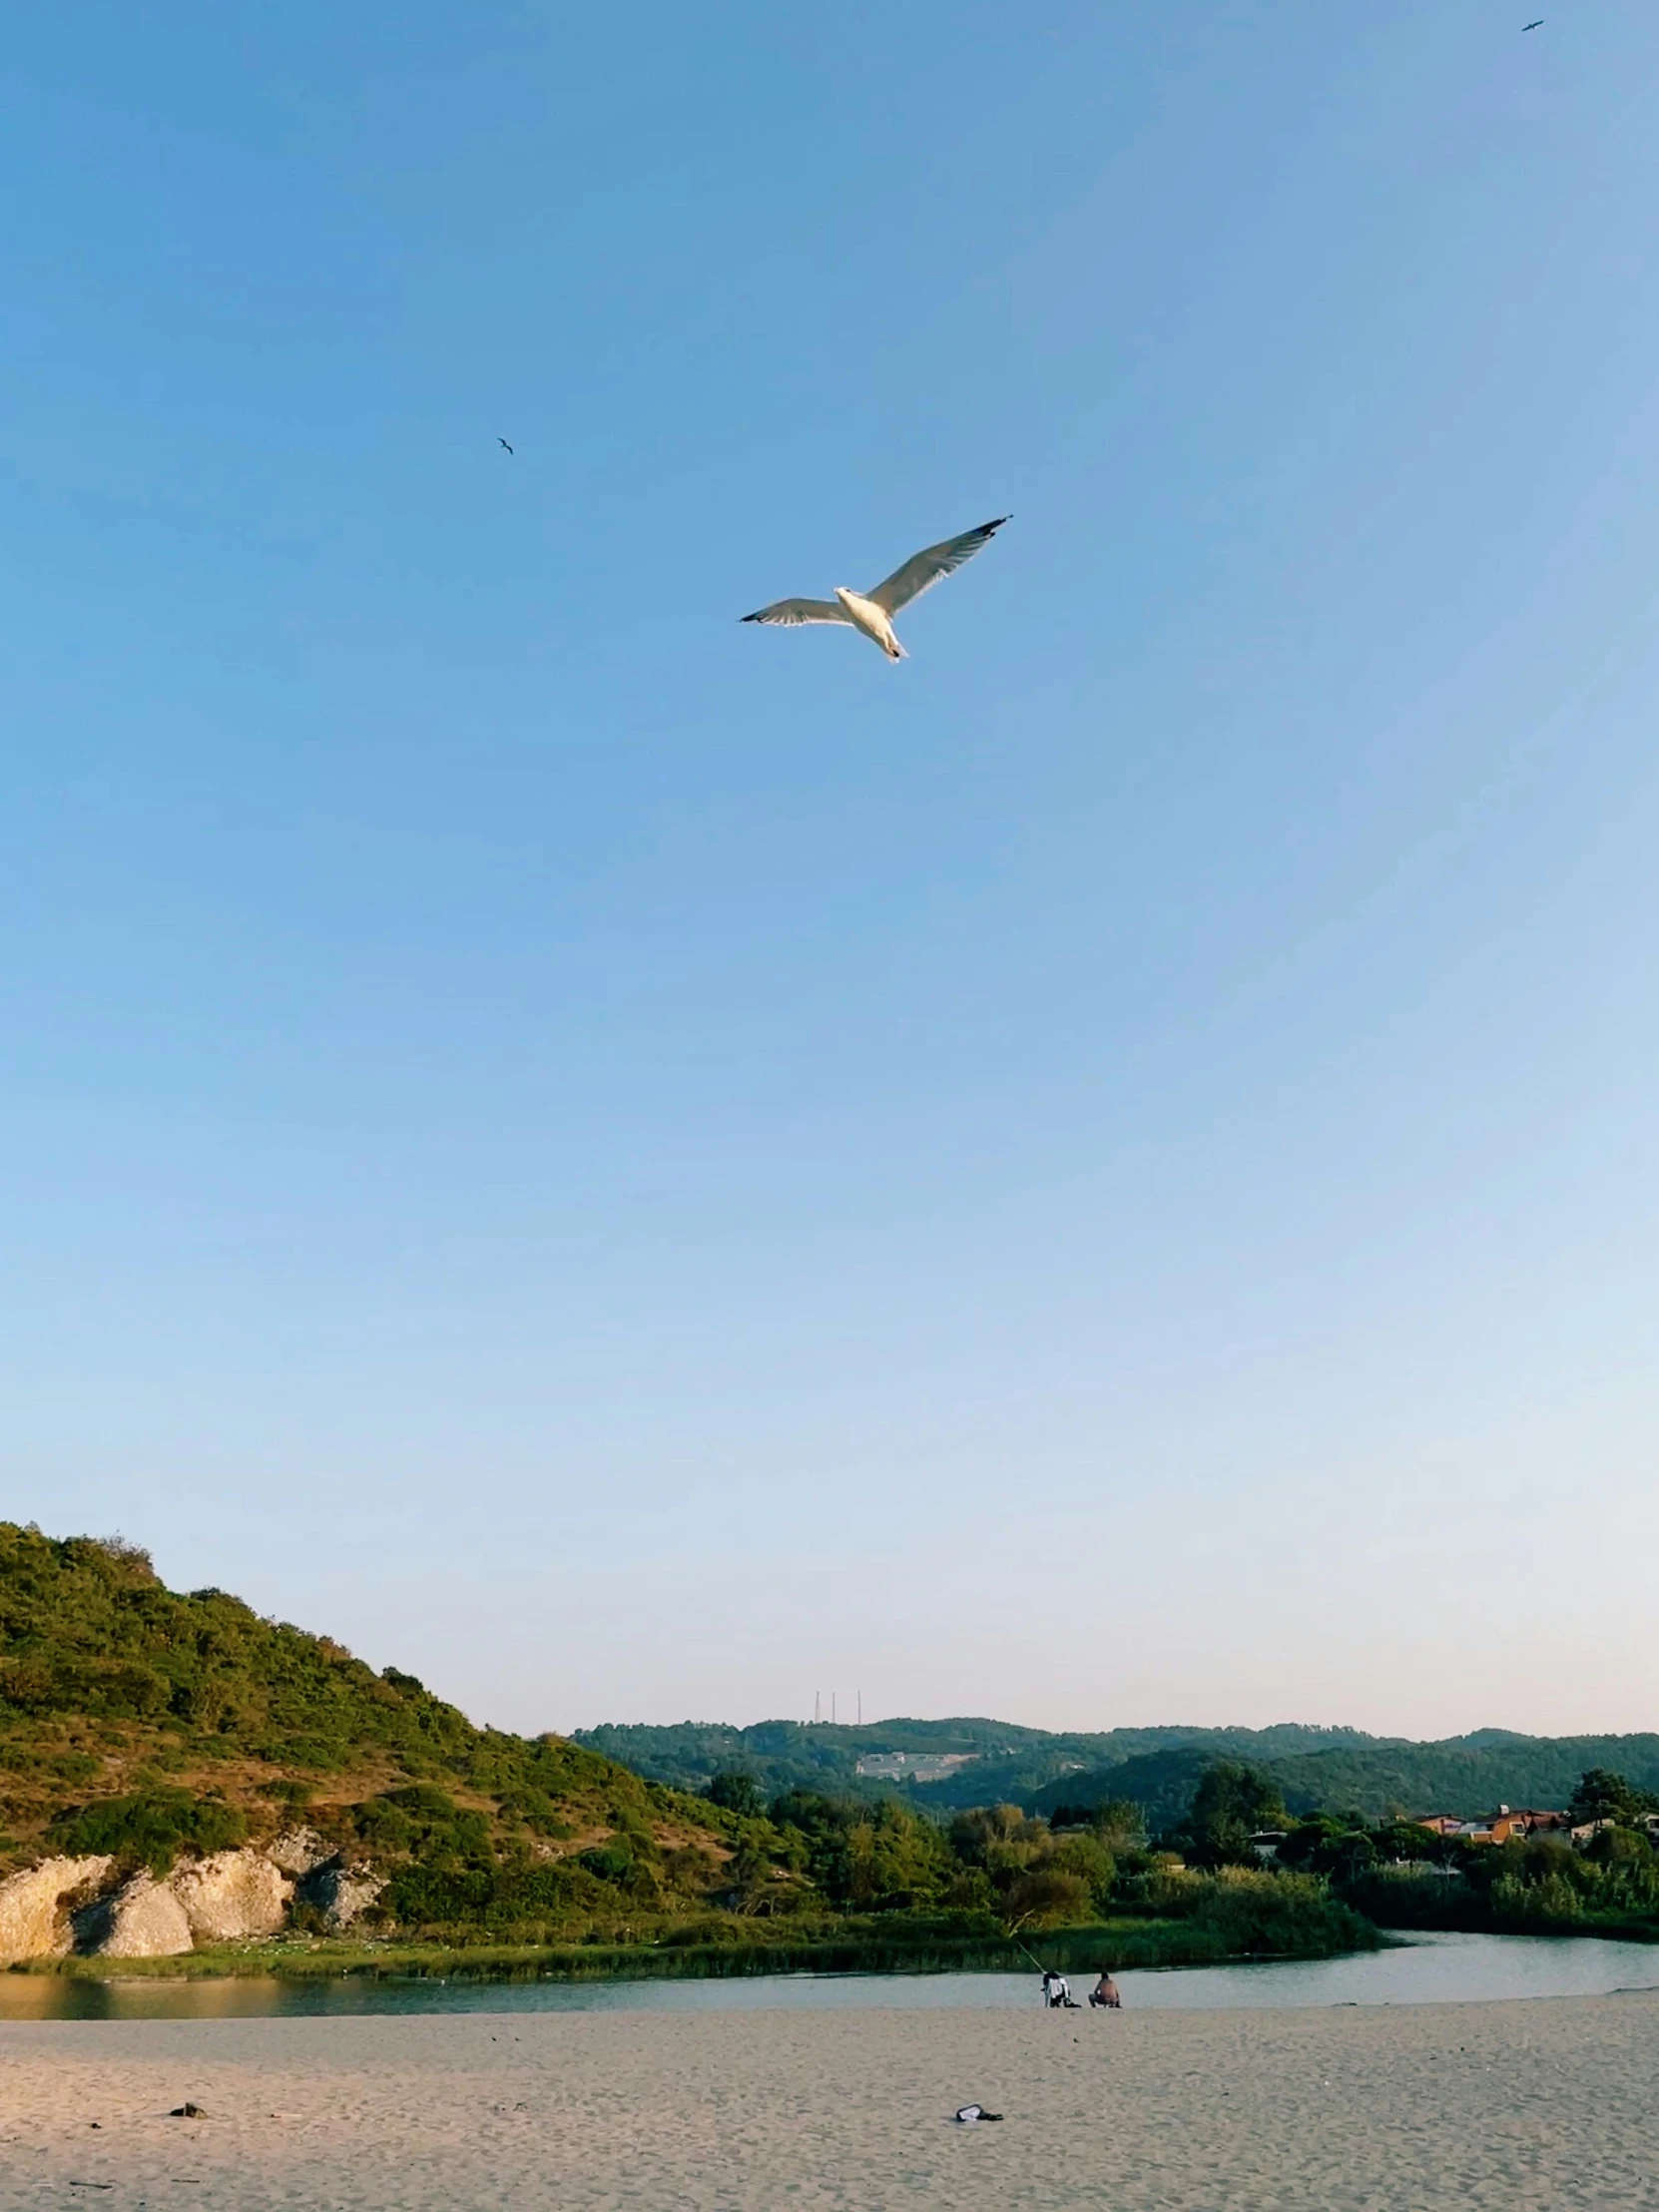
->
left=741, top=598, right=852, bottom=627
left=866, top=515, right=1009, bottom=617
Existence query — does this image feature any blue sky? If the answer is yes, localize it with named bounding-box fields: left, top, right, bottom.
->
left=4, top=3, right=1657, bottom=1737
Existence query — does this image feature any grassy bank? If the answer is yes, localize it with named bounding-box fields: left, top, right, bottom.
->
left=19, top=1897, right=1380, bottom=1985
left=1346, top=1869, right=1659, bottom=1945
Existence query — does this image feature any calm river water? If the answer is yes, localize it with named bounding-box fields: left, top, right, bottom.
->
left=3, top=1932, right=1657, bottom=2021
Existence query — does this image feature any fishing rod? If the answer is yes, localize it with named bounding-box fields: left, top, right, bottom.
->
left=1004, top=1915, right=1054, bottom=1976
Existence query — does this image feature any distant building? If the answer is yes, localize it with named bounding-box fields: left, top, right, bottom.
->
left=1569, top=1813, right=1659, bottom=1846
left=1416, top=1808, right=1570, bottom=1845
left=1248, top=1831, right=1288, bottom=1863
left=1505, top=1810, right=1573, bottom=1839
left=852, top=1751, right=979, bottom=1784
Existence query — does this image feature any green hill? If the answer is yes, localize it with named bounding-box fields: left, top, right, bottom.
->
left=581, top=1712, right=1659, bottom=1834
left=0, top=1523, right=736, bottom=1934
left=908, top=1725, right=1393, bottom=1814
left=574, top=1718, right=1383, bottom=1809
left=573, top=1717, right=1064, bottom=1800
left=1268, top=1736, right=1659, bottom=1821
left=1030, top=1736, right=1659, bottom=1827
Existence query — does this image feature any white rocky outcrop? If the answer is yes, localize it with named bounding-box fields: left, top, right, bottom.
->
left=300, top=1861, right=386, bottom=1930
left=171, top=1850, right=292, bottom=1941
left=0, top=1857, right=114, bottom=1964
left=75, top=1871, right=193, bottom=1958
left=4, top=1838, right=384, bottom=1956
left=266, top=1828, right=330, bottom=1876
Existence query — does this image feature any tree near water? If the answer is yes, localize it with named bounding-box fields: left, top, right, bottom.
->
left=1279, top=1814, right=1381, bottom=1884
left=763, top=1789, right=955, bottom=1912
left=1178, top=1763, right=1289, bottom=1867
left=943, top=1802, right=1119, bottom=1925
left=1048, top=1798, right=1145, bottom=1851
left=1568, top=1769, right=1659, bottom=1828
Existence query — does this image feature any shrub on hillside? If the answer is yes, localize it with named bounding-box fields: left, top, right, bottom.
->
left=381, top=1857, right=615, bottom=1933
left=49, top=1788, right=249, bottom=1874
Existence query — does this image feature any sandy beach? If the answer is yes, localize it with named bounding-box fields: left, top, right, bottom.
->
left=2, top=1988, right=1655, bottom=2210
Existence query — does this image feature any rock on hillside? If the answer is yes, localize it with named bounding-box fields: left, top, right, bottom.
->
left=0, top=1844, right=387, bottom=1961
left=73, top=1871, right=193, bottom=1958
left=298, top=1860, right=385, bottom=1930
left=266, top=1828, right=330, bottom=1876
left=171, top=1849, right=291, bottom=1941
left=0, top=1856, right=113, bottom=1964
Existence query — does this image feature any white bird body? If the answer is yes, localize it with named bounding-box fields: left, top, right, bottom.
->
left=833, top=586, right=905, bottom=660
left=742, top=517, right=1008, bottom=661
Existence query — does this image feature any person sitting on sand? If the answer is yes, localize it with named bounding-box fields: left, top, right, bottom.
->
left=1088, top=1969, right=1121, bottom=2009
left=1040, top=1968, right=1071, bottom=2008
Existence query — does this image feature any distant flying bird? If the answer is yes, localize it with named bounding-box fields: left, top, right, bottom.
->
left=498, top=437, right=514, bottom=453
left=741, top=516, right=1009, bottom=661
left=1522, top=17, right=1542, bottom=26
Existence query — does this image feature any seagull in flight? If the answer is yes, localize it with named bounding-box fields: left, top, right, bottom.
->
left=742, top=515, right=1010, bottom=661
left=498, top=437, right=514, bottom=454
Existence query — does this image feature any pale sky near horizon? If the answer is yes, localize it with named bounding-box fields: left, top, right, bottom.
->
left=4, top=4, right=1658, bottom=1744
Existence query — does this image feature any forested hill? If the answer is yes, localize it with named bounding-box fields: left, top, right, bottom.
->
left=581, top=1715, right=1659, bottom=1827
left=1026, top=1736, right=1659, bottom=1829
left=0, top=1524, right=726, bottom=1912
left=573, top=1718, right=1391, bottom=1809
left=1259, top=1736, right=1659, bottom=1823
